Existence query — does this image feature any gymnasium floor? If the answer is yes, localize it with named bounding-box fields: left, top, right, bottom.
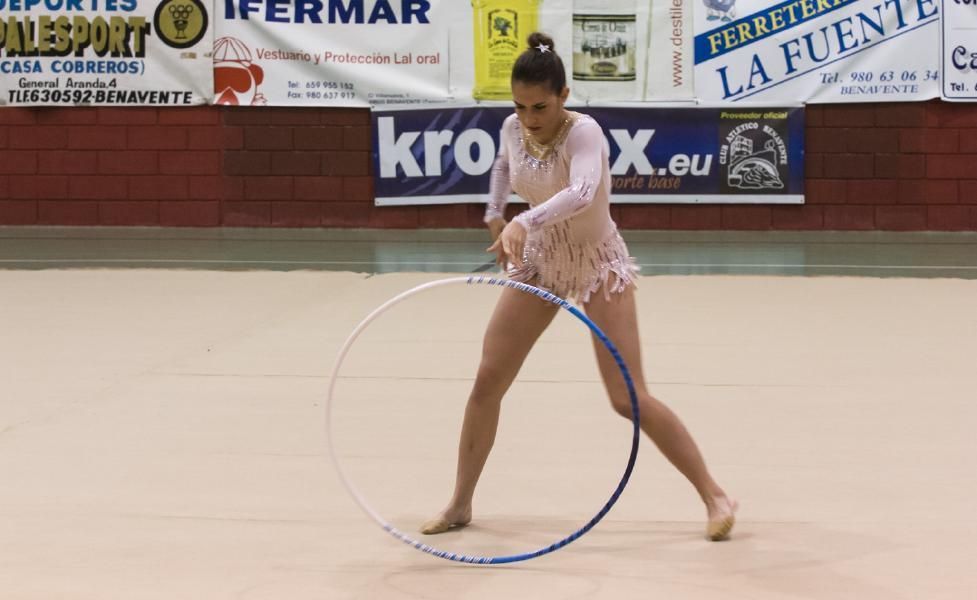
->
left=2, top=227, right=975, bottom=600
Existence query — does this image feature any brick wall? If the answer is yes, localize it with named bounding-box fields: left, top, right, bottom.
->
left=1, top=101, right=975, bottom=230
left=801, top=102, right=977, bottom=232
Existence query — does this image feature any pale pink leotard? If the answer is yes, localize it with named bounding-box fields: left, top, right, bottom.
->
left=485, top=111, right=638, bottom=303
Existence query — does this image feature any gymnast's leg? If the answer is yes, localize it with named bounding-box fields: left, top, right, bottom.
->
left=421, top=285, right=559, bottom=534
left=583, top=282, right=737, bottom=540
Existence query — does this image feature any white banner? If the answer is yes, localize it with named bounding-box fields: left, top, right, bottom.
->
left=648, top=0, right=696, bottom=100
left=213, top=0, right=695, bottom=107
left=215, top=0, right=452, bottom=106
left=941, top=0, right=977, bottom=101
left=0, top=0, right=213, bottom=106
left=693, top=0, right=941, bottom=104
left=450, top=0, right=695, bottom=104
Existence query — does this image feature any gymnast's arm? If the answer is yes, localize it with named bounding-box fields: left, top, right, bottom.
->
left=512, top=119, right=603, bottom=233
left=484, top=118, right=514, bottom=226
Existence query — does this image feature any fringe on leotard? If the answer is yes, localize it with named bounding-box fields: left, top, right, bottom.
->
left=507, top=229, right=639, bottom=304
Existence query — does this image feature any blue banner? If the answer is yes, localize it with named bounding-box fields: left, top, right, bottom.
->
left=693, top=0, right=860, bottom=64
left=373, top=105, right=805, bottom=205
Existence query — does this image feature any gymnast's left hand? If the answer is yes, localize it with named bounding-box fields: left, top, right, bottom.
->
left=487, top=220, right=527, bottom=269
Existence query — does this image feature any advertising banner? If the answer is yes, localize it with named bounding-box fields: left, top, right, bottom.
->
left=693, top=0, right=941, bottom=104
left=455, top=0, right=696, bottom=104
left=0, top=0, right=214, bottom=106
left=212, top=0, right=695, bottom=107
left=941, top=0, right=977, bottom=101
left=2, top=0, right=958, bottom=108
left=215, top=0, right=452, bottom=106
left=373, top=105, right=804, bottom=206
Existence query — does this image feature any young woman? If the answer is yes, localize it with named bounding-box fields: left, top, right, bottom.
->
left=421, top=32, right=737, bottom=541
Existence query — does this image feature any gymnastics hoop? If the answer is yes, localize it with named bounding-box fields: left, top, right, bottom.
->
left=326, top=276, right=640, bottom=564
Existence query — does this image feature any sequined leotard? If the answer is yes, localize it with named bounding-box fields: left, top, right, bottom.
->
left=485, top=111, right=638, bottom=303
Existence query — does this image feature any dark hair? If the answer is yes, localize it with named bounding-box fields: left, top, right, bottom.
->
left=511, top=32, right=566, bottom=95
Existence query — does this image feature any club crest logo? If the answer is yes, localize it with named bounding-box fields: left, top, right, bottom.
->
left=720, top=117, right=788, bottom=191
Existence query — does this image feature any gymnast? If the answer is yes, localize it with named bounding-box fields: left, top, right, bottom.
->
left=420, top=32, right=737, bottom=541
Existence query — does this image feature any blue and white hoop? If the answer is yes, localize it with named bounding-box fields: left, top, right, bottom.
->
left=326, top=276, right=640, bottom=564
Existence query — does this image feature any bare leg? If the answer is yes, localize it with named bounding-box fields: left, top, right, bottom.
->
left=420, top=286, right=559, bottom=534
left=584, top=284, right=737, bottom=540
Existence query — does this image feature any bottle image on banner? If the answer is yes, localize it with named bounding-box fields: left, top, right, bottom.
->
left=572, top=0, right=637, bottom=102
left=471, top=0, right=540, bottom=100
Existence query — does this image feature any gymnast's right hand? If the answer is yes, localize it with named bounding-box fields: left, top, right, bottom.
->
left=486, top=217, right=507, bottom=267
left=488, top=220, right=526, bottom=270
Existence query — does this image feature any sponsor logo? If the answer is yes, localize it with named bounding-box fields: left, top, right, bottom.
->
left=703, top=0, right=736, bottom=23
left=213, top=36, right=267, bottom=106
left=719, top=111, right=789, bottom=191
left=155, top=0, right=209, bottom=50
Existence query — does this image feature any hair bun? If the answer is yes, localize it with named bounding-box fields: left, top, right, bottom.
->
left=527, top=32, right=555, bottom=53
left=512, top=30, right=566, bottom=93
